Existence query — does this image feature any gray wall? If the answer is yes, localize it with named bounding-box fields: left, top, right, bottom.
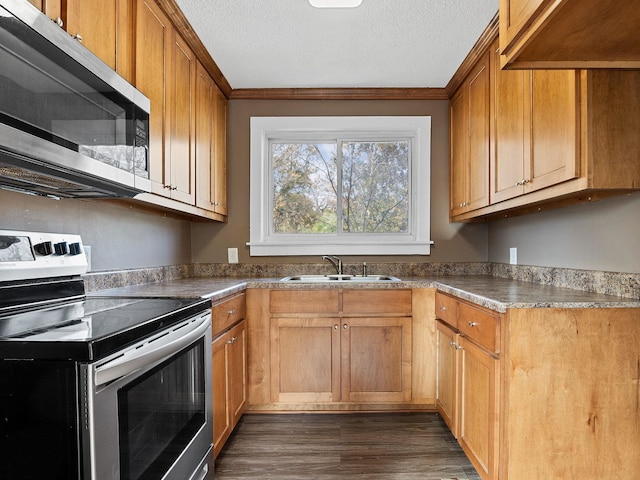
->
left=0, top=189, right=192, bottom=271
left=487, top=193, right=640, bottom=274
left=191, top=98, right=489, bottom=265
left=3, top=97, right=637, bottom=275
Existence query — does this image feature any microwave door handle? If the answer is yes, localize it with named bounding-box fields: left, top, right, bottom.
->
left=94, top=313, right=211, bottom=387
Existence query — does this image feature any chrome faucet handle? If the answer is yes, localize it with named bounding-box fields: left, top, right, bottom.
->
left=322, top=255, right=343, bottom=275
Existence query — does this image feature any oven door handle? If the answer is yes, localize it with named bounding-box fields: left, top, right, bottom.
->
left=94, top=313, right=211, bottom=387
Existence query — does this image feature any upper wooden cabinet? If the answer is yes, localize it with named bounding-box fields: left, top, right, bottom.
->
left=195, top=62, right=228, bottom=215
left=449, top=51, right=490, bottom=217
left=133, top=0, right=230, bottom=221
left=450, top=34, right=640, bottom=222
left=27, top=0, right=134, bottom=81
left=135, top=0, right=195, bottom=204
left=490, top=40, right=578, bottom=204
left=500, top=0, right=640, bottom=69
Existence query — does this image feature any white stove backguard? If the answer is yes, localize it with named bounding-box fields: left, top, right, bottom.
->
left=0, top=230, right=88, bottom=281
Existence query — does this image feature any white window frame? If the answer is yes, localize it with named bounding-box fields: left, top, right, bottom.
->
left=249, top=116, right=432, bottom=256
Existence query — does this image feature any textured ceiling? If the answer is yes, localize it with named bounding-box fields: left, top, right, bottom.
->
left=174, top=0, right=499, bottom=89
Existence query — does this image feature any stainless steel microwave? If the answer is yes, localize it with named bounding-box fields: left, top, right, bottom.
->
left=0, top=0, right=151, bottom=199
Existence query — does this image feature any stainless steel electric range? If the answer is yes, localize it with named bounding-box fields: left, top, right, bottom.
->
left=0, top=230, right=213, bottom=480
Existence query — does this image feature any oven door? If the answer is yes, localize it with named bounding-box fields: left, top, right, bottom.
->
left=81, top=311, right=213, bottom=480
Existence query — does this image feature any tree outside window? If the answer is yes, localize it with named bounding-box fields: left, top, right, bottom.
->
left=272, top=140, right=409, bottom=236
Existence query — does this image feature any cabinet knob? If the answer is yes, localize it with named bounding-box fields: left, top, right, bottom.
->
left=449, top=341, right=456, bottom=347
left=228, top=309, right=236, bottom=315
left=227, top=336, right=238, bottom=344
left=439, top=306, right=446, bottom=311
left=468, top=321, right=478, bottom=327
left=343, top=324, right=348, bottom=330
left=73, top=34, right=83, bottom=43
left=53, top=17, right=63, bottom=27
left=334, top=324, right=339, bottom=330
left=455, top=345, right=464, bottom=350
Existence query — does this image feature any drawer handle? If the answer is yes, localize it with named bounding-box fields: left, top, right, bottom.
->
left=468, top=321, right=478, bottom=327
left=228, top=309, right=236, bottom=315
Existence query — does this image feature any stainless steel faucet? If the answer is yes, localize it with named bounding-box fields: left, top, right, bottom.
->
left=322, top=255, right=343, bottom=275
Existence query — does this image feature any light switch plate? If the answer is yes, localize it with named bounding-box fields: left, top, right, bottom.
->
left=228, top=247, right=239, bottom=264
left=509, top=247, right=517, bottom=265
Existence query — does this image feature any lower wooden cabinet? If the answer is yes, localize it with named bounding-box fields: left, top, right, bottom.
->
left=245, top=288, right=423, bottom=410
left=436, top=293, right=500, bottom=480
left=458, top=336, right=499, bottom=480
left=436, top=320, right=459, bottom=436
left=270, top=315, right=412, bottom=404
left=270, top=317, right=340, bottom=403
left=212, top=318, right=246, bottom=458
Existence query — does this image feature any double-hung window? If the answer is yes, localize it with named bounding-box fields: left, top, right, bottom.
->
left=249, top=116, right=431, bottom=256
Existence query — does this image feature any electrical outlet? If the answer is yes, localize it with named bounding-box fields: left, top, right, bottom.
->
left=509, top=247, right=517, bottom=265
left=228, top=247, right=239, bottom=264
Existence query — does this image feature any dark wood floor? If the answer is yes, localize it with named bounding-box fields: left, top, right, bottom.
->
left=214, top=412, right=482, bottom=479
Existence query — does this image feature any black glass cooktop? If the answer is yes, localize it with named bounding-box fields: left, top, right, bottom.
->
left=0, top=296, right=211, bottom=361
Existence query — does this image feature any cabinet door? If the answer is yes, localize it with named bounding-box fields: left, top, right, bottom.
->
left=491, top=42, right=528, bottom=204
left=65, top=0, right=133, bottom=81
left=194, top=62, right=214, bottom=211
left=450, top=52, right=490, bottom=216
left=194, top=62, right=228, bottom=213
left=228, top=321, right=247, bottom=425
left=466, top=53, right=491, bottom=212
left=167, top=32, right=196, bottom=204
left=450, top=86, right=469, bottom=216
left=342, top=317, right=412, bottom=403
left=212, top=85, right=228, bottom=215
left=135, top=0, right=171, bottom=196
left=527, top=69, right=579, bottom=192
left=459, top=337, right=499, bottom=480
left=212, top=329, right=231, bottom=458
left=270, top=317, right=341, bottom=403
left=436, top=321, right=459, bottom=438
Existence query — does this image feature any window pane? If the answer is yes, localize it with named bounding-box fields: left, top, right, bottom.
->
left=341, top=141, right=409, bottom=233
left=272, top=143, right=337, bottom=233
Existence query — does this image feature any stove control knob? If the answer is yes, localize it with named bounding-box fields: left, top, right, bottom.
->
left=54, top=242, right=69, bottom=255
left=68, top=242, right=82, bottom=255
left=34, top=241, right=53, bottom=256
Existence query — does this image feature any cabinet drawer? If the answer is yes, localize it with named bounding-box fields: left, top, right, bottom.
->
left=270, top=290, right=340, bottom=314
left=435, top=292, right=458, bottom=328
left=342, top=289, right=412, bottom=315
left=212, top=293, right=246, bottom=336
left=458, top=302, right=500, bottom=354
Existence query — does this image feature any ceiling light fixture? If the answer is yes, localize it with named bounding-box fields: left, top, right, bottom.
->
left=309, top=0, right=363, bottom=8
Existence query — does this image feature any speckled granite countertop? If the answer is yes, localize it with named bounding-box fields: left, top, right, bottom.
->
left=91, top=275, right=640, bottom=313
left=93, top=278, right=249, bottom=303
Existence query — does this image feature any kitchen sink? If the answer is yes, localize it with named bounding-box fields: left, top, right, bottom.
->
left=280, top=274, right=401, bottom=282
